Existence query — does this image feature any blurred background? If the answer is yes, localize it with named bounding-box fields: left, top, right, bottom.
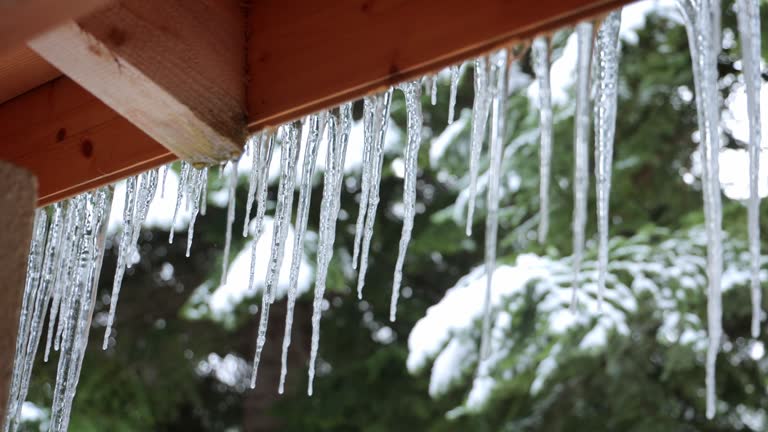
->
left=17, top=0, right=768, bottom=430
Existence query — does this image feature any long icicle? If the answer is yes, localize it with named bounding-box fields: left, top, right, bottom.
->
left=532, top=37, right=553, bottom=244
left=353, top=98, right=376, bottom=271
left=678, top=0, right=723, bottom=419
left=221, top=160, right=239, bottom=285
left=390, top=81, right=424, bottom=321
left=308, top=104, right=351, bottom=396
left=594, top=11, right=622, bottom=309
left=103, top=176, right=138, bottom=349
left=466, top=57, right=492, bottom=236
left=736, top=0, right=762, bottom=338
left=479, top=50, right=508, bottom=362
left=250, top=122, right=301, bottom=388
left=356, top=88, right=394, bottom=298
left=279, top=113, right=326, bottom=394
left=571, top=22, right=593, bottom=308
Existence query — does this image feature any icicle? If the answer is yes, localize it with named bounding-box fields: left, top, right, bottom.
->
left=594, top=12, right=622, bottom=309
left=307, top=104, right=351, bottom=396
left=736, top=0, right=762, bottom=337
left=169, top=162, right=191, bottom=244
left=103, top=176, right=139, bottom=349
left=448, top=65, right=461, bottom=124
left=54, top=199, right=85, bottom=354
left=431, top=74, right=438, bottom=106
left=201, top=169, right=209, bottom=217
left=390, top=80, right=423, bottom=321
left=45, top=201, right=80, bottom=361
left=250, top=122, right=301, bottom=388
left=279, top=113, right=326, bottom=394
left=466, top=57, right=492, bottom=236
left=186, top=167, right=206, bottom=257
left=221, top=160, right=239, bottom=285
left=49, top=187, right=113, bottom=432
left=678, top=0, right=723, bottom=419
left=160, top=163, right=171, bottom=199
left=532, top=37, right=553, bottom=244
left=571, top=22, right=593, bottom=308
left=353, top=98, right=376, bottom=272
left=243, top=134, right=263, bottom=237
left=356, top=88, right=394, bottom=298
left=479, top=50, right=508, bottom=362
left=128, top=169, right=159, bottom=263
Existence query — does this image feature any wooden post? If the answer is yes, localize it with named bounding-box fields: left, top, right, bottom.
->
left=0, top=162, right=37, bottom=424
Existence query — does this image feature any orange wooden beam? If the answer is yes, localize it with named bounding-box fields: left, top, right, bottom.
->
left=0, top=0, right=113, bottom=54
left=0, top=78, right=174, bottom=207
left=248, top=0, right=632, bottom=130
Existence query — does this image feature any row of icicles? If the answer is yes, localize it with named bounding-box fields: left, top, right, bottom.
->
left=4, top=0, right=763, bottom=430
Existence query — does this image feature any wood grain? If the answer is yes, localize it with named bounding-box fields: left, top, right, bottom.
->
left=0, top=46, right=61, bottom=105
left=29, top=0, right=247, bottom=164
left=248, top=0, right=631, bottom=130
left=0, top=77, right=174, bottom=207
left=0, top=0, right=112, bottom=53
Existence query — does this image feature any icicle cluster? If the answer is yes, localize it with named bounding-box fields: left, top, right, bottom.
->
left=5, top=188, right=113, bottom=432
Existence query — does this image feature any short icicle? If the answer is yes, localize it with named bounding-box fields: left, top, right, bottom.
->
left=532, top=36, right=553, bottom=244
left=466, top=57, right=492, bottom=236
left=279, top=113, right=326, bottom=394
left=169, top=162, right=191, bottom=244
left=736, top=0, right=762, bottom=338
left=243, top=134, right=263, bottom=237
left=479, top=50, right=508, bottom=362
left=678, top=0, right=723, bottom=419
left=571, top=22, right=593, bottom=308
left=356, top=88, right=394, bottom=298
left=221, top=160, right=239, bottom=285
left=308, top=104, right=352, bottom=396
left=186, top=167, right=207, bottom=257
left=390, top=81, right=423, bottom=321
left=448, top=64, right=462, bottom=124
left=593, top=11, right=622, bottom=309
left=250, top=122, right=301, bottom=388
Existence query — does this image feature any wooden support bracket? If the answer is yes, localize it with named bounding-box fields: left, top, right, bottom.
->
left=29, top=0, right=248, bottom=164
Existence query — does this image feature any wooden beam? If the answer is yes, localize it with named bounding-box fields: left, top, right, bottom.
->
left=0, top=161, right=36, bottom=425
left=0, top=0, right=112, bottom=53
left=0, top=77, right=174, bottom=207
left=29, top=0, right=247, bottom=164
left=248, top=0, right=631, bottom=129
